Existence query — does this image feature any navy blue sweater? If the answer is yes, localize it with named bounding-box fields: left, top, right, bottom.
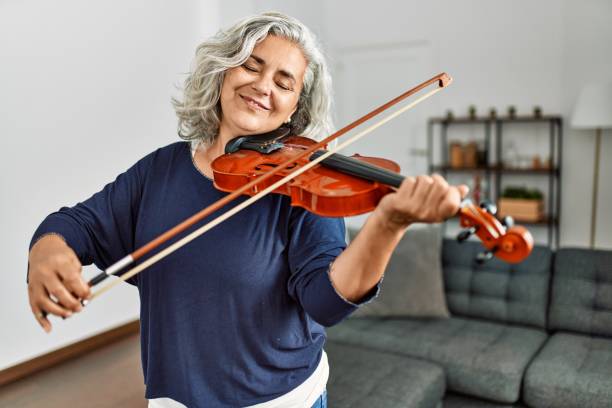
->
left=29, top=141, right=379, bottom=407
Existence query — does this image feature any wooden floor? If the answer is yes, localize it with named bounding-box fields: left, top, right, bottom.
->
left=0, top=333, right=146, bottom=408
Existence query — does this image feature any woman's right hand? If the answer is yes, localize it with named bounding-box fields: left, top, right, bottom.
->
left=28, top=234, right=91, bottom=332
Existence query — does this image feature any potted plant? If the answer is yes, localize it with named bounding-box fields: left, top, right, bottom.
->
left=498, top=186, right=544, bottom=222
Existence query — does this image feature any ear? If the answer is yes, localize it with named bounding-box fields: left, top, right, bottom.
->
left=287, top=105, right=298, bottom=123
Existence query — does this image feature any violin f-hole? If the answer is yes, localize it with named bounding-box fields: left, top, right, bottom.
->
left=255, top=162, right=297, bottom=171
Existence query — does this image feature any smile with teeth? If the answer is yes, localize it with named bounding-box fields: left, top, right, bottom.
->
left=241, top=95, right=270, bottom=111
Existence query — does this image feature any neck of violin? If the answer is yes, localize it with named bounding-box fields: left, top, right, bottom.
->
left=310, top=150, right=404, bottom=188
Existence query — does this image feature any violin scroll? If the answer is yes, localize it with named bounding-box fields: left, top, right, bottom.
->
left=456, top=200, right=534, bottom=264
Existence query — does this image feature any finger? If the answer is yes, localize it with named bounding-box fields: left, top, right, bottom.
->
left=31, top=303, right=52, bottom=333
left=410, top=175, right=434, bottom=203
left=439, top=186, right=464, bottom=217
left=425, top=174, right=450, bottom=208
left=38, top=292, right=73, bottom=319
left=56, top=256, right=90, bottom=300
left=41, top=280, right=77, bottom=316
left=397, top=176, right=416, bottom=198
left=46, top=280, right=83, bottom=312
left=430, top=173, right=449, bottom=190
left=60, top=269, right=91, bottom=301
left=458, top=184, right=470, bottom=199
left=30, top=281, right=66, bottom=315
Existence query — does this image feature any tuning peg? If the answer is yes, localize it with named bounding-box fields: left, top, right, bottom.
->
left=479, top=200, right=497, bottom=215
left=501, top=216, right=514, bottom=229
left=476, top=249, right=496, bottom=264
left=476, top=247, right=497, bottom=264
left=457, top=226, right=477, bottom=242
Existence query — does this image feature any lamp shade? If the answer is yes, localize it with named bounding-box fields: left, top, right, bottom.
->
left=571, top=82, right=612, bottom=129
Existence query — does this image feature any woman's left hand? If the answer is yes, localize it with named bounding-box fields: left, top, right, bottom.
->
left=373, top=174, right=469, bottom=232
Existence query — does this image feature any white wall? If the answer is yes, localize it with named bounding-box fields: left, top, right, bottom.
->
left=0, top=0, right=219, bottom=370
left=561, top=0, right=612, bottom=248
left=248, top=0, right=612, bottom=248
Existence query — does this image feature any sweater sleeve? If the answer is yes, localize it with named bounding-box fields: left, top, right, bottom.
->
left=286, top=209, right=381, bottom=327
left=27, top=150, right=155, bottom=284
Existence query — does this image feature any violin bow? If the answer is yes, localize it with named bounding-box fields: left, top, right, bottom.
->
left=86, top=73, right=452, bottom=302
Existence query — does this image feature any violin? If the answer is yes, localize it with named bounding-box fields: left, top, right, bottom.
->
left=84, top=72, right=533, bottom=302
left=212, top=128, right=534, bottom=263
left=212, top=128, right=400, bottom=217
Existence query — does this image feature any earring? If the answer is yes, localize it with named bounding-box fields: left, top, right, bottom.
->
left=285, top=117, right=291, bottom=124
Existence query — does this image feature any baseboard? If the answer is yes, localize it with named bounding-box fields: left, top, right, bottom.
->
left=0, top=319, right=139, bottom=387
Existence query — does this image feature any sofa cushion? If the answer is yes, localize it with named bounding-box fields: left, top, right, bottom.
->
left=524, top=332, right=612, bottom=408
left=442, top=239, right=552, bottom=329
left=444, top=392, right=527, bottom=407
left=548, top=248, right=612, bottom=336
left=327, top=316, right=547, bottom=403
left=325, top=340, right=445, bottom=408
left=349, top=225, right=450, bottom=318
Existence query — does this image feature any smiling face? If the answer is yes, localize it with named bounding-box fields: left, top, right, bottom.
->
left=218, top=35, right=308, bottom=141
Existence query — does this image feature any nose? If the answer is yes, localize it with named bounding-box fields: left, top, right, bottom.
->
left=251, top=74, right=272, bottom=96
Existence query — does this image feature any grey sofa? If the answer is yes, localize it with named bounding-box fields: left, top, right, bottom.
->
left=325, top=238, right=612, bottom=407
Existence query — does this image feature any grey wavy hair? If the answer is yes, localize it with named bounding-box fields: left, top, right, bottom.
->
left=172, top=12, right=334, bottom=147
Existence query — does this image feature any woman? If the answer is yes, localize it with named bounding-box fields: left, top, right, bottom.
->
left=27, top=12, right=467, bottom=408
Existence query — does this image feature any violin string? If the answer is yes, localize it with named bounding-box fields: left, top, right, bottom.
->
left=89, top=86, right=443, bottom=300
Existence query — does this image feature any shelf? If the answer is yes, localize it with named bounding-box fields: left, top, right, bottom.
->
left=495, top=116, right=562, bottom=123
left=428, top=113, right=563, bottom=248
left=446, top=215, right=557, bottom=226
left=507, top=216, right=558, bottom=226
left=431, top=166, right=491, bottom=173
left=431, top=165, right=560, bottom=175
left=429, top=115, right=562, bottom=124
left=429, top=117, right=491, bottom=124
left=496, top=166, right=559, bottom=175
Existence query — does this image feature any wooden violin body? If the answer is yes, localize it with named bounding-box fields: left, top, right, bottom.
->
left=212, top=134, right=401, bottom=217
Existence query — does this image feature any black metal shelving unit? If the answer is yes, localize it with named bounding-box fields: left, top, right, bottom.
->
left=427, top=115, right=563, bottom=248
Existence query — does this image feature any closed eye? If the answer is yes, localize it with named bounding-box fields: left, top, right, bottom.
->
left=242, top=64, right=258, bottom=72
left=276, top=82, right=292, bottom=91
